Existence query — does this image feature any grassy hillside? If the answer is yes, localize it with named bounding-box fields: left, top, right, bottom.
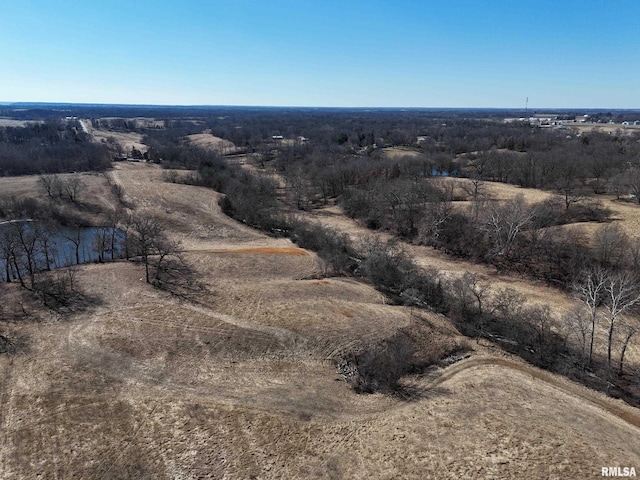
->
left=1, top=163, right=639, bottom=479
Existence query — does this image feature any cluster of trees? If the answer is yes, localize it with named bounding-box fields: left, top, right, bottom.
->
left=339, top=175, right=616, bottom=288
left=0, top=171, right=185, bottom=316
left=457, top=133, right=640, bottom=199
left=0, top=121, right=112, bottom=176
left=4, top=105, right=639, bottom=400
left=161, top=132, right=640, bottom=402
left=571, top=268, right=640, bottom=376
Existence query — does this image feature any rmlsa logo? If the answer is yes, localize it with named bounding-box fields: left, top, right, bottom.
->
left=602, top=467, right=637, bottom=477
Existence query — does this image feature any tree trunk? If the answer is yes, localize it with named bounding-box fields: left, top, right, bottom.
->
left=588, top=313, right=596, bottom=365
left=607, top=318, right=614, bottom=369
left=11, top=257, right=25, bottom=288
left=618, top=331, right=635, bottom=376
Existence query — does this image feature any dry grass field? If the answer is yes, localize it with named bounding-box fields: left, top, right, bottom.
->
left=187, top=133, right=238, bottom=155
left=89, top=126, right=148, bottom=154
left=568, top=123, right=640, bottom=134
left=1, top=163, right=640, bottom=479
left=382, top=146, right=422, bottom=158
left=303, top=177, right=640, bottom=369
left=0, top=118, right=38, bottom=127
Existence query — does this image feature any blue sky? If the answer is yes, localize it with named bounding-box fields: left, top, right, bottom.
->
left=1, top=0, right=638, bottom=108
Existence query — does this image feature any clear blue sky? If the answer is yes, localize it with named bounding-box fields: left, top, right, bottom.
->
left=1, top=0, right=638, bottom=108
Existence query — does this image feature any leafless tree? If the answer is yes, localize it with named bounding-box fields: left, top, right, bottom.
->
left=574, top=266, right=607, bottom=365
left=38, top=174, right=61, bottom=199
left=626, top=165, right=640, bottom=204
left=602, top=271, right=640, bottom=369
left=92, top=227, right=111, bottom=263
left=459, top=174, right=486, bottom=220
left=526, top=304, right=554, bottom=361
left=130, top=216, right=163, bottom=283
left=62, top=225, right=83, bottom=265
left=153, top=236, right=183, bottom=284
left=488, top=287, right=525, bottom=319
left=562, top=306, right=592, bottom=368
left=556, top=181, right=586, bottom=211
left=129, top=215, right=181, bottom=284
left=617, top=320, right=637, bottom=376
left=448, top=272, right=490, bottom=338
left=0, top=226, right=18, bottom=283
left=593, top=224, right=629, bottom=269
left=286, top=173, right=312, bottom=210
left=483, top=195, right=536, bottom=260
left=59, top=175, right=84, bottom=204
left=418, top=198, right=452, bottom=246
left=9, top=221, right=39, bottom=288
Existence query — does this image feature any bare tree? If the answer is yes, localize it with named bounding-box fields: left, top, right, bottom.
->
left=488, top=287, right=525, bottom=319
left=617, top=320, right=637, bottom=376
left=459, top=174, right=486, bottom=221
left=418, top=198, right=452, bottom=247
left=562, top=306, right=592, bottom=368
left=593, top=224, right=629, bottom=269
left=92, top=227, right=111, bottom=263
left=607, top=171, right=628, bottom=200
left=129, top=215, right=181, bottom=284
left=448, top=272, right=490, bottom=338
left=626, top=165, right=640, bottom=204
left=527, top=304, right=554, bottom=361
left=483, top=195, right=536, bottom=260
left=153, top=235, right=182, bottom=284
left=38, top=174, right=61, bottom=199
left=9, top=221, right=39, bottom=288
left=286, top=172, right=312, bottom=210
left=574, top=267, right=607, bottom=365
left=59, top=175, right=84, bottom=204
left=62, top=225, right=83, bottom=265
left=130, top=216, right=163, bottom=283
left=602, top=271, right=640, bottom=370
left=556, top=181, right=586, bottom=211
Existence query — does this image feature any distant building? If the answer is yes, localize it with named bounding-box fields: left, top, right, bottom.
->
left=530, top=114, right=558, bottom=126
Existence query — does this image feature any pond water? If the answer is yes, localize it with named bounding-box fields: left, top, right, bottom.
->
left=0, top=220, right=126, bottom=282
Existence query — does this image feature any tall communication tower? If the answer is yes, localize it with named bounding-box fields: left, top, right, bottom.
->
left=525, top=97, right=529, bottom=118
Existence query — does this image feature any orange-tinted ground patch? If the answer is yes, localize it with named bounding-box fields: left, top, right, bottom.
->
left=193, top=247, right=309, bottom=256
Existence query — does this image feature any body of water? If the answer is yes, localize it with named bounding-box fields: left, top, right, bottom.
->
left=0, top=220, right=126, bottom=282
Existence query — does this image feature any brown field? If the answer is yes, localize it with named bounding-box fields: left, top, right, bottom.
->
left=382, top=146, right=422, bottom=158
left=1, top=163, right=640, bottom=479
left=187, top=133, right=237, bottom=154
left=302, top=177, right=640, bottom=366
left=91, top=128, right=148, bottom=153
left=0, top=118, right=41, bottom=127
left=0, top=171, right=118, bottom=219
left=192, top=246, right=309, bottom=255
left=567, top=123, right=640, bottom=134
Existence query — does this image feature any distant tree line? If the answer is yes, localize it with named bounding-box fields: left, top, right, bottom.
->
left=0, top=121, right=111, bottom=176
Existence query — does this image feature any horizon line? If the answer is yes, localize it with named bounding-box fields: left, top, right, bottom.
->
left=1, top=101, right=639, bottom=112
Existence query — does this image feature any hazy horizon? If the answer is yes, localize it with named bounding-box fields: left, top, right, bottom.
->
left=3, top=101, right=640, bottom=113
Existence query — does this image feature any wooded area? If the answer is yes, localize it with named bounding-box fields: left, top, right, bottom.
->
left=2, top=105, right=640, bottom=403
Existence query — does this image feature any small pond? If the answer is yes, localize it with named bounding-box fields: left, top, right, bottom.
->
left=0, top=220, right=126, bottom=282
